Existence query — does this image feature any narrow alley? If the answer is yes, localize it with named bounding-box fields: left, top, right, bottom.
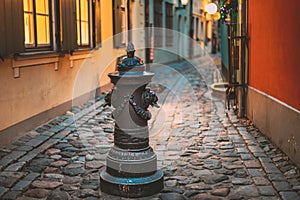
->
left=0, top=55, right=299, bottom=200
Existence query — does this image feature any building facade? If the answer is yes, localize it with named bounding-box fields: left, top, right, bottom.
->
left=193, top=0, right=220, bottom=54
left=144, top=0, right=191, bottom=63
left=0, top=0, right=205, bottom=147
left=220, top=0, right=300, bottom=167
left=247, top=0, right=300, bottom=167
left=0, top=0, right=146, bottom=146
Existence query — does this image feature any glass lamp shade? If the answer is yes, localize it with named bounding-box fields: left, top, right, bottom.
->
left=206, top=3, right=217, bottom=15
left=181, top=0, right=188, bottom=6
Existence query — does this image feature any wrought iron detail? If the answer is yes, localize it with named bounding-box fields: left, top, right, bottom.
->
left=129, top=95, right=152, bottom=120
left=142, top=88, right=159, bottom=108
left=100, top=42, right=163, bottom=197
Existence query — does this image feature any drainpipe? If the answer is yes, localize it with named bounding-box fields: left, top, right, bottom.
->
left=227, top=24, right=232, bottom=84
left=145, top=0, right=150, bottom=65
left=189, top=0, right=194, bottom=59
left=238, top=0, right=248, bottom=118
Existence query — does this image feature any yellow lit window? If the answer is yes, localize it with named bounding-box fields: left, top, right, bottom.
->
left=76, top=0, right=90, bottom=46
left=23, top=0, right=51, bottom=48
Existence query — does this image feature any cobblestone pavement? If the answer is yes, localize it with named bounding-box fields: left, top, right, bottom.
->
left=0, top=55, right=300, bottom=200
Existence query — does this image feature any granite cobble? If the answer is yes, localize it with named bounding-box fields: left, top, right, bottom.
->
left=0, top=55, right=299, bottom=199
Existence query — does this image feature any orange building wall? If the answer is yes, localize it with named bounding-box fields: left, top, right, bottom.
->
left=248, top=0, right=300, bottom=111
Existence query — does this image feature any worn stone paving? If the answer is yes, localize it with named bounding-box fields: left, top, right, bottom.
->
left=0, top=55, right=300, bottom=200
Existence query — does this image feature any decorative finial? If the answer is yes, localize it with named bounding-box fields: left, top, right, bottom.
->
left=126, top=42, right=135, bottom=52
left=117, top=42, right=144, bottom=70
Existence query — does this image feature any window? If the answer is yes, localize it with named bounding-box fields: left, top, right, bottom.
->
left=23, top=0, right=52, bottom=49
left=165, top=3, right=173, bottom=46
left=58, top=0, right=101, bottom=52
left=76, top=0, right=90, bottom=47
left=113, top=0, right=127, bottom=48
left=0, top=0, right=101, bottom=59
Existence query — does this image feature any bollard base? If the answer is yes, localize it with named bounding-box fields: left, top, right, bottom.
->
left=100, top=169, right=164, bottom=198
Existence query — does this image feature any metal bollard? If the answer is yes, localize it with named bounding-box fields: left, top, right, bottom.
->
left=100, top=42, right=164, bottom=198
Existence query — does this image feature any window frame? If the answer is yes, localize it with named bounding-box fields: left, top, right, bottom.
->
left=76, top=0, right=92, bottom=49
left=54, top=0, right=100, bottom=53
left=1, top=0, right=101, bottom=59
left=23, top=0, right=54, bottom=52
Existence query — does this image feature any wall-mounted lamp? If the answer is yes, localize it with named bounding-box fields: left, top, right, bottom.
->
left=205, top=3, right=220, bottom=21
left=205, top=2, right=219, bottom=54
left=206, top=3, right=217, bottom=15
left=175, top=0, right=188, bottom=11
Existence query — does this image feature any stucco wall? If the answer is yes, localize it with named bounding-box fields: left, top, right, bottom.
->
left=0, top=41, right=123, bottom=146
left=0, top=0, right=125, bottom=144
left=247, top=87, right=300, bottom=167
left=0, top=55, right=80, bottom=131
left=247, top=0, right=300, bottom=167
left=248, top=0, right=300, bottom=111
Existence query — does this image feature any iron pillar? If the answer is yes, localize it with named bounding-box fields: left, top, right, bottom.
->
left=100, top=42, right=164, bottom=198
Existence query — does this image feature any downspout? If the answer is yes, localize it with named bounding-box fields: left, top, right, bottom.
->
left=238, top=0, right=248, bottom=117
left=227, top=24, right=232, bottom=85
left=145, top=0, right=150, bottom=64
left=127, top=0, right=132, bottom=42
left=189, top=0, right=194, bottom=58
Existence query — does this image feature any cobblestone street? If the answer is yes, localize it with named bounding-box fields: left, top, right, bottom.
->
left=0, top=55, right=299, bottom=200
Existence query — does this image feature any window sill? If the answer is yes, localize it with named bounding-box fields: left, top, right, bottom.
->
left=12, top=50, right=94, bottom=78
left=69, top=50, right=93, bottom=68
left=15, top=51, right=61, bottom=60
left=13, top=52, right=60, bottom=78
